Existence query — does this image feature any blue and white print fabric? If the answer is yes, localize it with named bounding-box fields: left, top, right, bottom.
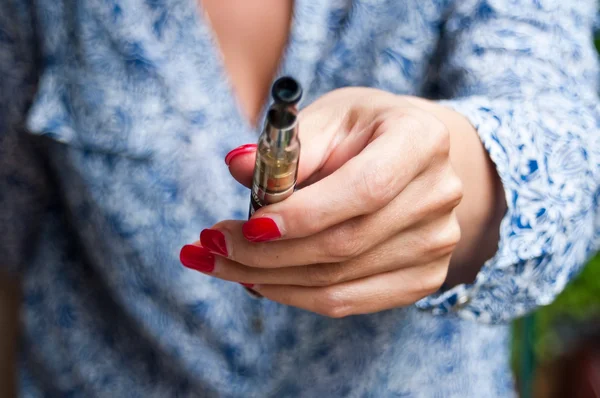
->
left=1, top=0, right=599, bottom=396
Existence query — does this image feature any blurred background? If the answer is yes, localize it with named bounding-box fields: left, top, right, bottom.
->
left=510, top=27, right=600, bottom=398
left=512, top=253, right=600, bottom=398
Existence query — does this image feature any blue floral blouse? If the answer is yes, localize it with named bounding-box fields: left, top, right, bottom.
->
left=2, top=0, right=599, bottom=396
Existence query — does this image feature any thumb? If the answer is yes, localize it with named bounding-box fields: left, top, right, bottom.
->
left=225, top=126, right=335, bottom=190
left=226, top=89, right=373, bottom=189
left=225, top=119, right=336, bottom=189
left=225, top=144, right=257, bottom=189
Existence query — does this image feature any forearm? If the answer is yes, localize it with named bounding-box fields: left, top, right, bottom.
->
left=404, top=97, right=506, bottom=286
left=0, top=272, right=20, bottom=398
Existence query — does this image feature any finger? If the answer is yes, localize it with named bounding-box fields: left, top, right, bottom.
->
left=226, top=144, right=257, bottom=189
left=226, top=89, right=391, bottom=190
left=202, top=165, right=461, bottom=267
left=252, top=257, right=450, bottom=318
left=202, top=214, right=460, bottom=287
left=248, top=113, right=439, bottom=241
left=225, top=98, right=347, bottom=189
left=226, top=126, right=373, bottom=190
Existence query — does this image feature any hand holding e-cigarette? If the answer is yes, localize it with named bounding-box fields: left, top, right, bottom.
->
left=197, top=86, right=500, bottom=317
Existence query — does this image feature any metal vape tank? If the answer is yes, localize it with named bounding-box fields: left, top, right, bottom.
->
left=249, top=77, right=302, bottom=217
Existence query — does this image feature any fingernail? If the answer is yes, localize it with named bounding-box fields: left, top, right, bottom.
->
left=225, top=144, right=257, bottom=166
left=242, top=217, right=282, bottom=242
left=180, top=245, right=216, bottom=272
left=200, top=229, right=228, bottom=256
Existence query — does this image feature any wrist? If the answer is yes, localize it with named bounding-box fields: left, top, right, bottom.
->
left=401, top=96, right=506, bottom=286
left=446, top=106, right=506, bottom=286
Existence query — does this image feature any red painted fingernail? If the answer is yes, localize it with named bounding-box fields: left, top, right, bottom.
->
left=180, top=245, right=215, bottom=272
left=240, top=283, right=254, bottom=288
left=242, top=218, right=282, bottom=242
left=200, top=229, right=228, bottom=256
left=225, top=144, right=257, bottom=166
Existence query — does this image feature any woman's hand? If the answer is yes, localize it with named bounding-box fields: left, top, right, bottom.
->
left=180, top=87, right=504, bottom=317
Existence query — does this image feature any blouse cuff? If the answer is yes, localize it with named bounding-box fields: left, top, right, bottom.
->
left=415, top=95, right=593, bottom=324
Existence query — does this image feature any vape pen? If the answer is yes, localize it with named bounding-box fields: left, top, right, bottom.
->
left=244, top=77, right=302, bottom=299
left=249, top=76, right=302, bottom=217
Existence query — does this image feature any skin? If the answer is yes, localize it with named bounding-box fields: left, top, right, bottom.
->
left=189, top=0, right=506, bottom=316
left=202, top=0, right=294, bottom=126
left=192, top=89, right=505, bottom=317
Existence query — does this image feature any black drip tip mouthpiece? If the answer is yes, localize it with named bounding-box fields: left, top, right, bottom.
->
left=272, top=76, right=303, bottom=106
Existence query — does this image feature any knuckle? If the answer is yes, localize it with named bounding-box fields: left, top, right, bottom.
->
left=429, top=219, right=461, bottom=256
left=219, top=225, right=268, bottom=268
left=304, top=263, right=344, bottom=287
left=423, top=262, right=449, bottom=293
left=429, top=121, right=451, bottom=159
left=448, top=218, right=462, bottom=246
left=292, top=204, right=325, bottom=237
left=240, top=244, right=268, bottom=268
left=357, top=163, right=397, bottom=207
left=437, top=174, right=464, bottom=210
left=324, top=235, right=362, bottom=261
left=420, top=174, right=464, bottom=218
left=315, top=288, right=351, bottom=318
left=321, top=222, right=364, bottom=261
left=446, top=176, right=464, bottom=208
left=376, top=111, right=414, bottom=136
left=304, top=265, right=328, bottom=286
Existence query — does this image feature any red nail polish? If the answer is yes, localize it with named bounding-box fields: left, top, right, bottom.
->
left=200, top=229, right=228, bottom=256
left=242, top=218, right=281, bottom=242
left=225, top=144, right=257, bottom=166
left=180, top=245, right=215, bottom=272
left=240, top=283, right=254, bottom=288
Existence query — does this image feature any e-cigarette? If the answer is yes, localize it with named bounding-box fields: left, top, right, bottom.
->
left=249, top=76, right=302, bottom=217
left=244, top=77, right=302, bottom=299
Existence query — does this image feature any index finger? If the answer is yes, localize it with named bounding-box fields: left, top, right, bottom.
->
left=244, top=114, right=424, bottom=242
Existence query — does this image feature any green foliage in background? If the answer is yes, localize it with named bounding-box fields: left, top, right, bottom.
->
left=532, top=255, right=600, bottom=360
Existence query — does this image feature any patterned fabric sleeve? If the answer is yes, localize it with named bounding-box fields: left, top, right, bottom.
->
left=0, top=0, right=50, bottom=276
left=416, top=0, right=600, bottom=323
